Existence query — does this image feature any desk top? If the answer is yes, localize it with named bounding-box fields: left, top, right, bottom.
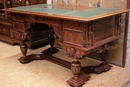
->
left=3, top=4, right=130, bottom=21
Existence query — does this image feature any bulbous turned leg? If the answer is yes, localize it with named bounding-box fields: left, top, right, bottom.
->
left=71, top=61, right=81, bottom=80
left=99, top=50, right=112, bottom=72
left=18, top=40, right=32, bottom=63
left=42, top=32, right=58, bottom=55
left=67, top=59, right=90, bottom=87
left=20, top=40, right=28, bottom=58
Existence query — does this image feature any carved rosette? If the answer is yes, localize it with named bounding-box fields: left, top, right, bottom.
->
left=62, top=45, right=87, bottom=58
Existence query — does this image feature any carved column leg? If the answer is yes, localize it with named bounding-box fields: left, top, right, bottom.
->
left=42, top=32, right=58, bottom=55
left=18, top=40, right=28, bottom=63
left=71, top=61, right=81, bottom=80
left=67, top=59, right=90, bottom=87
left=99, top=50, right=112, bottom=72
left=83, top=44, right=112, bottom=74
left=66, top=48, right=90, bottom=87
left=20, top=40, right=28, bottom=58
left=100, top=51, right=108, bottom=64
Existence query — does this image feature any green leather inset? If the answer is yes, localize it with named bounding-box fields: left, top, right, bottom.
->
left=9, top=4, right=119, bottom=18
left=65, top=8, right=119, bottom=18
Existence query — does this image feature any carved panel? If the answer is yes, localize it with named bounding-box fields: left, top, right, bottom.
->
left=62, top=20, right=85, bottom=46
left=12, top=30, right=22, bottom=40
left=26, top=22, right=32, bottom=31
left=93, top=17, right=115, bottom=43
left=12, top=22, right=25, bottom=32
left=0, top=25, right=10, bottom=36
left=63, top=30, right=84, bottom=46
left=12, top=0, right=23, bottom=7
left=52, top=26, right=61, bottom=38
left=62, top=20, right=85, bottom=31
left=26, top=15, right=60, bottom=26
left=11, top=13, right=25, bottom=22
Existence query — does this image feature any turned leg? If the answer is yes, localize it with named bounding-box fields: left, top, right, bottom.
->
left=99, top=49, right=112, bottom=72
left=18, top=40, right=29, bottom=63
left=83, top=44, right=112, bottom=74
left=71, top=61, right=81, bottom=80
left=18, top=39, right=45, bottom=63
left=100, top=50, right=108, bottom=64
left=20, top=40, right=28, bottom=58
left=67, top=48, right=90, bottom=87
left=67, top=59, right=90, bottom=87
left=42, top=32, right=58, bottom=54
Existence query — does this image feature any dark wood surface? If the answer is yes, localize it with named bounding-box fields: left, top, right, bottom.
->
left=3, top=3, right=130, bottom=87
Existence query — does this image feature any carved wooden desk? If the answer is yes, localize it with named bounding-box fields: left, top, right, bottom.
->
left=3, top=4, right=129, bottom=87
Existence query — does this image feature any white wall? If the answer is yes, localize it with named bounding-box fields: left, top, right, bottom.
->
left=126, top=13, right=130, bottom=66
left=47, top=0, right=52, bottom=4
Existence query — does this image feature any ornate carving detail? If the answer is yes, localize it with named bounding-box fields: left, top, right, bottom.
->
left=93, top=17, right=115, bottom=43
left=88, top=22, right=94, bottom=46
left=14, top=0, right=22, bottom=6
left=95, top=44, right=110, bottom=54
left=62, top=20, right=85, bottom=31
left=62, top=45, right=86, bottom=58
left=12, top=31, right=27, bottom=41
left=52, top=26, right=60, bottom=38
left=26, top=22, right=33, bottom=31
left=26, top=15, right=60, bottom=26
left=63, top=31, right=84, bottom=46
left=62, top=20, right=86, bottom=46
left=13, top=22, right=25, bottom=32
left=12, top=31, right=22, bottom=40
left=0, top=27, right=10, bottom=36
left=11, top=14, right=25, bottom=22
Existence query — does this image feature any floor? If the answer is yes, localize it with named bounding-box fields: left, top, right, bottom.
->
left=1, top=41, right=130, bottom=87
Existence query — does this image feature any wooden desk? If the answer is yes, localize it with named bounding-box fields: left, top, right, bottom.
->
left=3, top=4, right=129, bottom=87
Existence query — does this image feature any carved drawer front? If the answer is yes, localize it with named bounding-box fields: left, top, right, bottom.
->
left=26, top=15, right=60, bottom=26
left=12, top=22, right=25, bottom=32
left=62, top=30, right=84, bottom=47
left=0, top=25, right=10, bottom=36
left=11, top=14, right=25, bottom=22
left=11, top=30, right=22, bottom=41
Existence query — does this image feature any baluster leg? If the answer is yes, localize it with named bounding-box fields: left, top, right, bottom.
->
left=42, top=32, right=58, bottom=55
left=67, top=48, right=90, bottom=87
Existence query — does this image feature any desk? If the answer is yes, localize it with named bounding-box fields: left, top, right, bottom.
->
left=3, top=4, right=129, bottom=87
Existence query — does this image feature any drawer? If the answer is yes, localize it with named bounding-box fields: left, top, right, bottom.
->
left=11, top=13, right=25, bottom=22
left=12, top=21, right=25, bottom=32
left=0, top=25, right=10, bottom=36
